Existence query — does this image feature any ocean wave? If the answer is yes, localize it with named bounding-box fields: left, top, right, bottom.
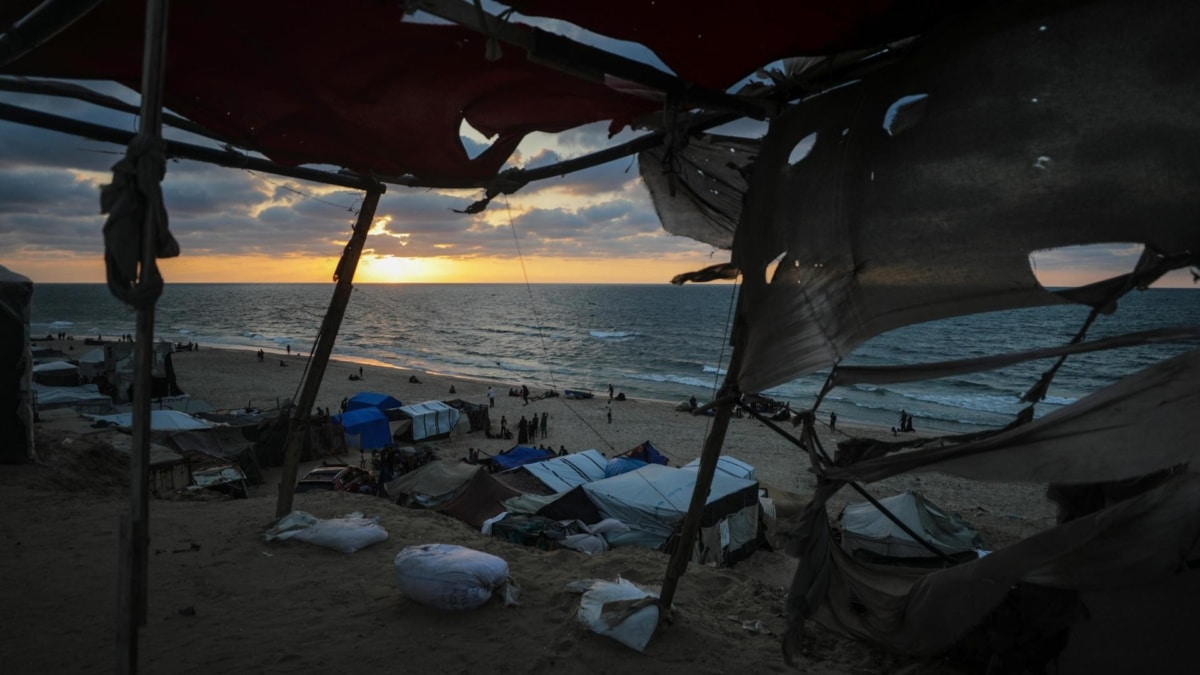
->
left=626, top=371, right=715, bottom=390
left=49, top=320, right=75, bottom=328
left=589, top=330, right=640, bottom=339
left=701, top=364, right=728, bottom=376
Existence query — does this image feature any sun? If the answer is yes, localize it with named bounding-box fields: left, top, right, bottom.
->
left=357, top=255, right=447, bottom=283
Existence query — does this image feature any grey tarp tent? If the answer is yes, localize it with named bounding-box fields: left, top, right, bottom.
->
left=840, top=491, right=984, bottom=561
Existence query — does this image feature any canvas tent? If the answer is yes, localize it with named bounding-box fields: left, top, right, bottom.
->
left=522, top=449, right=608, bottom=493
left=32, top=360, right=79, bottom=387
left=332, top=407, right=392, bottom=451
left=840, top=491, right=984, bottom=561
left=682, top=456, right=756, bottom=481
left=579, top=463, right=760, bottom=565
left=490, top=445, right=556, bottom=472
left=87, top=409, right=213, bottom=431
left=393, top=400, right=461, bottom=443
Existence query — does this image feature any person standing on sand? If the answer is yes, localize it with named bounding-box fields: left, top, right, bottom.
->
left=606, top=405, right=612, bottom=424
left=609, top=384, right=614, bottom=401
left=257, top=349, right=264, bottom=363
left=500, top=415, right=508, bottom=438
left=830, top=411, right=837, bottom=431
left=521, top=384, right=529, bottom=405
left=540, top=412, right=548, bottom=439
left=517, top=416, right=529, bottom=444
left=488, top=386, right=495, bottom=408
left=529, top=413, right=538, bottom=441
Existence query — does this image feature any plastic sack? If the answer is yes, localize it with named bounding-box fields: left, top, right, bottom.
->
left=264, top=510, right=388, bottom=553
left=394, top=544, right=518, bottom=611
left=567, top=577, right=661, bottom=652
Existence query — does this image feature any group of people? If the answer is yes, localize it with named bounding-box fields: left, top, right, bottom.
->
left=894, top=409, right=916, bottom=434
left=504, top=412, right=548, bottom=444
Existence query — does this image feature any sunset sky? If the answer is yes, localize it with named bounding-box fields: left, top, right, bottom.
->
left=0, top=43, right=1194, bottom=289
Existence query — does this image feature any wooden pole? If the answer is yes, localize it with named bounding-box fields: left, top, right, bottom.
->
left=117, top=1, right=168, bottom=673
left=659, top=341, right=744, bottom=609
left=275, top=187, right=383, bottom=518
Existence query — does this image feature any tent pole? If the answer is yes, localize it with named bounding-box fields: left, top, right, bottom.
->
left=117, top=1, right=169, bottom=673
left=659, top=339, right=744, bottom=609
left=275, top=186, right=384, bottom=518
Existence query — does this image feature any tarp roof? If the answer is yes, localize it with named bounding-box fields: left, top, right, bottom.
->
left=332, top=406, right=392, bottom=450
left=0, top=0, right=968, bottom=184
left=841, top=491, right=983, bottom=559
left=346, top=392, right=402, bottom=412
left=87, top=409, right=212, bottom=431
left=522, top=449, right=607, bottom=492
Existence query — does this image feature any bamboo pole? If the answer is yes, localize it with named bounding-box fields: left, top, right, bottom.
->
left=117, top=1, right=168, bottom=673
left=275, top=187, right=384, bottom=518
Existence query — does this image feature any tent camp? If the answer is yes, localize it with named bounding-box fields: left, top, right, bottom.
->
left=384, top=460, right=518, bottom=528
left=490, top=445, right=556, bottom=472
left=840, top=491, right=985, bottom=562
left=76, top=348, right=106, bottom=380
left=682, top=456, right=756, bottom=481
left=332, top=407, right=392, bottom=451
left=393, top=400, right=462, bottom=443
left=578, top=463, right=760, bottom=565
left=31, top=382, right=112, bottom=411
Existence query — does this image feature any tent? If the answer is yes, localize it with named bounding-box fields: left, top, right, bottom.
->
left=345, top=391, right=402, bottom=412
left=580, top=463, right=760, bottom=565
left=682, top=456, right=756, bottom=481
left=490, top=445, right=556, bottom=472
left=522, top=449, right=608, bottom=493
left=32, top=360, right=80, bottom=387
left=384, top=460, right=480, bottom=509
left=87, top=409, right=213, bottom=431
left=31, top=382, right=112, bottom=411
left=332, top=407, right=392, bottom=451
left=393, top=400, right=461, bottom=442
left=0, top=265, right=33, bottom=463
left=76, top=348, right=107, bottom=380
left=840, top=491, right=985, bottom=561
left=445, top=398, right=490, bottom=433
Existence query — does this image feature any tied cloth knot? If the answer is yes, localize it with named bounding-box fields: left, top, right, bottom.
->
left=101, top=134, right=179, bottom=309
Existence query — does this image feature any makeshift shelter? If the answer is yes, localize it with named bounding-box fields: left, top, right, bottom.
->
left=682, top=456, right=756, bottom=481
left=489, top=445, right=556, bottom=472
left=0, top=265, right=33, bottom=463
left=579, top=464, right=760, bottom=565
left=31, top=360, right=79, bottom=387
left=445, top=398, right=490, bottom=433
left=393, top=400, right=461, bottom=443
left=522, top=449, right=608, bottom=492
left=86, top=409, right=213, bottom=431
left=76, top=348, right=106, bottom=380
left=332, top=407, right=392, bottom=451
left=31, top=382, right=112, bottom=411
left=3, top=0, right=1198, bottom=669
left=384, top=460, right=480, bottom=509
left=840, top=491, right=984, bottom=562
left=345, top=391, right=402, bottom=413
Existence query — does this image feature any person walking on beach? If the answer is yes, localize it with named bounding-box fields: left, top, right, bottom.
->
left=521, top=384, right=529, bottom=405
left=829, top=411, right=837, bottom=432
left=500, top=415, right=508, bottom=438
left=487, top=386, right=495, bottom=408
left=540, top=412, right=548, bottom=439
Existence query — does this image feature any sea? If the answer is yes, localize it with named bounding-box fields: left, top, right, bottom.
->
left=28, top=283, right=1200, bottom=435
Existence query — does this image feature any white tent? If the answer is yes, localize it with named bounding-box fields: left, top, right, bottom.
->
left=840, top=491, right=984, bottom=560
left=77, top=348, right=106, bottom=379
left=32, top=382, right=112, bottom=410
left=523, top=449, right=608, bottom=492
left=581, top=463, right=760, bottom=565
left=395, top=400, right=461, bottom=442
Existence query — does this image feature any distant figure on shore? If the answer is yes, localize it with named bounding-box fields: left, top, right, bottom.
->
left=606, top=405, right=612, bottom=425
left=521, top=384, right=529, bottom=405
left=899, top=409, right=907, bottom=429
left=359, top=366, right=363, bottom=379
left=558, top=445, right=568, bottom=457
left=449, top=385, right=456, bottom=394
left=689, top=396, right=698, bottom=410
left=340, top=397, right=349, bottom=413
left=528, top=413, right=538, bottom=441
left=500, top=415, right=508, bottom=438
left=279, top=360, right=288, bottom=367
left=609, top=384, right=614, bottom=401
left=286, top=345, right=291, bottom=355
left=409, top=375, right=421, bottom=384
left=257, top=349, right=264, bottom=363
left=517, top=416, right=529, bottom=444
left=829, top=411, right=837, bottom=431
left=487, top=386, right=495, bottom=408
left=540, top=412, right=548, bottom=438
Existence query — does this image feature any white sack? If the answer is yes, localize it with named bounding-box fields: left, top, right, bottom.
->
left=264, top=510, right=388, bottom=553
left=394, top=543, right=517, bottom=611
left=568, top=577, right=661, bottom=652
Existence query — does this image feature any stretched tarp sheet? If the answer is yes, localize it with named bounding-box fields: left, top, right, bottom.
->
left=332, top=407, right=391, bottom=450
left=31, top=382, right=110, bottom=409
left=604, top=457, right=647, bottom=478
left=682, top=455, right=756, bottom=481
left=522, top=449, right=607, bottom=493
left=384, top=460, right=480, bottom=509
left=581, top=464, right=757, bottom=541
left=87, top=409, right=212, bottom=431
left=397, top=401, right=460, bottom=442
left=491, top=445, right=556, bottom=472
left=346, top=392, right=402, bottom=412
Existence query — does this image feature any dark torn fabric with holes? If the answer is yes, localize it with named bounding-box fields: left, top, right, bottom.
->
left=644, top=0, right=1200, bottom=666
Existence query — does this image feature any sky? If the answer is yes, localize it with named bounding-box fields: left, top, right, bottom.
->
left=0, top=11, right=1194, bottom=288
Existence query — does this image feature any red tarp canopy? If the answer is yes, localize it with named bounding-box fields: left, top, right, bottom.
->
left=0, top=0, right=965, bottom=182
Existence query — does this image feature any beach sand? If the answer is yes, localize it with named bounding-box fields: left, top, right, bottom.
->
left=2, top=341, right=1057, bottom=674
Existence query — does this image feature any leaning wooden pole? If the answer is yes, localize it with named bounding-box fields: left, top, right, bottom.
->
left=116, top=1, right=168, bottom=673
left=659, top=327, right=745, bottom=609
left=275, top=187, right=384, bottom=518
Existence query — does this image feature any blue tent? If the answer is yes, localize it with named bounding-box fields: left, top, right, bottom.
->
left=333, top=407, right=392, bottom=450
left=621, top=440, right=669, bottom=466
left=490, top=445, right=556, bottom=472
left=346, top=391, right=402, bottom=411
left=604, top=456, right=647, bottom=478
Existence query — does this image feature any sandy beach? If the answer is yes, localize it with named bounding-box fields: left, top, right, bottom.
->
left=2, top=340, right=1057, bottom=674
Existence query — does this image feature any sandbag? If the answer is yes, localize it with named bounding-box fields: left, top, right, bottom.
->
left=394, top=544, right=518, bottom=611
left=263, top=510, right=388, bottom=553
left=567, top=577, right=661, bottom=651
